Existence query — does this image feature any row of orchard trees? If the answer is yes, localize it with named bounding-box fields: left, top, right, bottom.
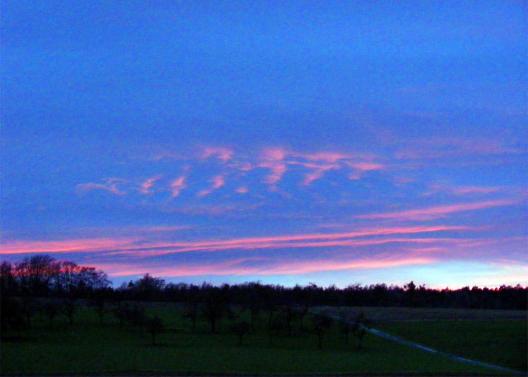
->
left=111, top=285, right=370, bottom=349
left=1, top=257, right=370, bottom=350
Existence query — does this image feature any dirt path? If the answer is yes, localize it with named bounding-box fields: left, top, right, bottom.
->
left=314, top=308, right=524, bottom=376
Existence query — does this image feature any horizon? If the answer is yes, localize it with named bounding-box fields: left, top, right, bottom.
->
left=1, top=1, right=527, bottom=289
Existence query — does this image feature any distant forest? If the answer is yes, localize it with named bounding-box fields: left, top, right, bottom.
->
left=1, top=255, right=526, bottom=311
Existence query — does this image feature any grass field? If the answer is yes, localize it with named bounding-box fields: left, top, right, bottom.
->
left=378, top=319, right=527, bottom=372
left=1, top=302, right=524, bottom=375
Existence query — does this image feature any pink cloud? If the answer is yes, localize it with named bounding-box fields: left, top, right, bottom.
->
left=139, top=176, right=161, bottom=195
left=197, top=175, right=225, bottom=197
left=200, top=146, right=233, bottom=162
left=302, top=164, right=338, bottom=186
left=395, top=137, right=520, bottom=161
left=259, top=147, right=288, bottom=189
left=0, top=238, right=137, bottom=255
left=357, top=199, right=516, bottom=221
left=76, top=178, right=126, bottom=196
left=451, top=186, right=501, bottom=195
left=424, top=183, right=501, bottom=197
left=298, top=151, right=350, bottom=163
left=1, top=225, right=469, bottom=257
left=105, top=224, right=469, bottom=257
left=91, top=254, right=435, bottom=278
left=170, top=176, right=187, bottom=198
left=236, top=186, right=249, bottom=194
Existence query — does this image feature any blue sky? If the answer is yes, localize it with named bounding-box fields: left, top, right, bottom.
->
left=1, top=1, right=527, bottom=287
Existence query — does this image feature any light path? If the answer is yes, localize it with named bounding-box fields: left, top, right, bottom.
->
left=315, top=309, right=524, bottom=376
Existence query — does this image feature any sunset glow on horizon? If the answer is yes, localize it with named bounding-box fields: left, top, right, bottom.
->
left=1, top=1, right=527, bottom=288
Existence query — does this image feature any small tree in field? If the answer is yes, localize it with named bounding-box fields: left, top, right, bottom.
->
left=92, top=294, right=106, bottom=325
left=183, top=301, right=199, bottom=332
left=311, top=313, right=333, bottom=350
left=351, top=311, right=369, bottom=350
left=62, top=298, right=76, bottom=325
left=338, top=310, right=353, bottom=344
left=201, top=291, right=227, bottom=334
left=147, top=316, right=164, bottom=345
left=44, top=301, right=59, bottom=328
left=230, top=321, right=251, bottom=346
left=268, top=315, right=286, bottom=346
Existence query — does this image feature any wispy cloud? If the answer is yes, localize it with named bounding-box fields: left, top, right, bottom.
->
left=139, top=176, right=162, bottom=195
left=0, top=238, right=138, bottom=255
left=0, top=225, right=468, bottom=257
left=76, top=178, right=126, bottom=196
left=357, top=199, right=516, bottom=221
left=236, top=186, right=249, bottom=194
left=197, top=175, right=225, bottom=197
left=259, top=147, right=288, bottom=189
left=170, top=176, right=187, bottom=198
left=97, top=255, right=434, bottom=278
left=396, top=137, right=521, bottom=161
left=424, top=183, right=502, bottom=197
left=200, top=146, right=234, bottom=162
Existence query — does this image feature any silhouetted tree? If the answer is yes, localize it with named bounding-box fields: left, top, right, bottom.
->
left=114, top=303, right=128, bottom=327
left=21, top=297, right=38, bottom=328
left=297, top=304, right=310, bottom=332
left=230, top=321, right=251, bottom=346
left=44, top=301, right=59, bottom=328
left=92, top=293, right=107, bottom=325
left=130, top=274, right=166, bottom=300
left=147, top=316, right=164, bottom=345
left=338, top=310, right=353, bottom=344
left=351, top=311, right=369, bottom=350
left=311, top=313, right=333, bottom=349
left=201, top=289, right=227, bottom=333
left=183, top=301, right=199, bottom=332
left=268, top=315, right=287, bottom=346
left=62, top=298, right=76, bottom=325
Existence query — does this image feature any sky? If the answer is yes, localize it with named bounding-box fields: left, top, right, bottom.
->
left=1, top=1, right=527, bottom=288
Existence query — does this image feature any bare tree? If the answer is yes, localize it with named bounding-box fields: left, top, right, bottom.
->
left=62, top=298, right=76, bottom=325
left=311, top=313, right=333, bottom=350
left=92, top=294, right=106, bottom=325
left=201, top=291, right=227, bottom=334
left=230, top=321, right=251, bottom=346
left=183, top=301, right=199, bottom=332
left=351, top=311, right=369, bottom=350
left=147, top=316, right=164, bottom=345
left=44, top=301, right=59, bottom=328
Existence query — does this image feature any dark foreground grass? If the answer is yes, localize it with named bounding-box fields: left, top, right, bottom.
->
left=378, top=319, right=527, bottom=373
left=0, top=303, right=514, bottom=375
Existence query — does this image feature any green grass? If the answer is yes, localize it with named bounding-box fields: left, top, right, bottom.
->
left=0, top=302, right=516, bottom=375
left=378, top=320, right=527, bottom=372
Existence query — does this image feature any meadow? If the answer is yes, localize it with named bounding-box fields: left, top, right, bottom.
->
left=1, top=301, right=525, bottom=376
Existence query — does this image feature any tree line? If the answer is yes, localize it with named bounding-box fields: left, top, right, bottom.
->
left=1, top=255, right=526, bottom=310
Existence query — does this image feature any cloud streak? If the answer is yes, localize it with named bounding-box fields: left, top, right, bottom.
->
left=76, top=178, right=126, bottom=196
left=357, top=199, right=516, bottom=221
left=1, top=225, right=469, bottom=257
